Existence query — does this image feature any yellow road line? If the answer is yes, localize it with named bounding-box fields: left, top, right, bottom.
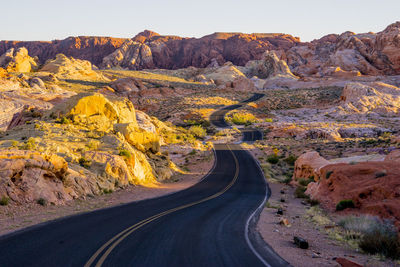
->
left=85, top=144, right=240, bottom=267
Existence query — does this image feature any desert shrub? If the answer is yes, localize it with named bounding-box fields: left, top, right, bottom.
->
left=338, top=215, right=378, bottom=235
left=59, top=116, right=71, bottom=124
left=336, top=199, right=355, bottom=211
left=267, top=154, right=279, bottom=164
left=283, top=155, right=297, bottom=166
left=189, top=149, right=197, bottom=155
left=326, top=170, right=333, bottom=179
left=0, top=196, right=9, bottom=206
left=359, top=219, right=400, bottom=259
left=283, top=175, right=292, bottom=184
left=307, top=199, right=320, bottom=206
left=375, top=171, right=387, bottom=178
left=294, top=186, right=308, bottom=199
left=21, top=137, right=36, bottom=150
left=230, top=112, right=257, bottom=125
left=298, top=177, right=314, bottom=186
left=188, top=125, right=206, bottom=138
left=119, top=149, right=132, bottom=159
left=11, top=140, right=19, bottom=148
left=103, top=189, right=113, bottom=194
left=265, top=118, right=273, bottom=123
left=79, top=157, right=92, bottom=168
left=37, top=198, right=47, bottom=206
left=86, top=140, right=100, bottom=150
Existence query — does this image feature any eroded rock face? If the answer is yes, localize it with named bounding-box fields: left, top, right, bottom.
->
left=339, top=82, right=400, bottom=114
left=0, top=47, right=38, bottom=72
left=0, top=150, right=73, bottom=205
left=0, top=92, right=179, bottom=205
left=0, top=36, right=128, bottom=65
left=40, top=54, right=104, bottom=80
left=100, top=31, right=300, bottom=70
left=286, top=21, right=400, bottom=76
left=294, top=151, right=400, bottom=228
left=293, top=151, right=330, bottom=181
left=245, top=51, right=298, bottom=79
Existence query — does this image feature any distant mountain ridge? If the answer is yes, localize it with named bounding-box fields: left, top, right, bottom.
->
left=1, top=22, right=400, bottom=76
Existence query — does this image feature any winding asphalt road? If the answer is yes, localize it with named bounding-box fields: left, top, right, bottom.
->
left=0, top=93, right=289, bottom=267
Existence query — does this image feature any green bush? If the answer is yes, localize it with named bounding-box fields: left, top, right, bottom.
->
left=0, top=196, right=9, bottom=206
left=294, top=186, right=308, bottom=199
left=119, top=149, right=132, bottom=159
left=283, top=155, right=297, bottom=166
left=375, top=171, right=387, bottom=178
left=103, top=189, right=113, bottom=194
left=298, top=177, right=314, bottom=186
left=359, top=219, right=400, bottom=259
left=79, top=157, right=92, bottom=168
left=59, top=116, right=71, bottom=124
left=336, top=199, right=355, bottom=211
left=326, top=170, right=333, bottom=179
left=188, top=125, right=206, bottom=138
left=37, top=198, right=47, bottom=206
left=267, top=154, right=279, bottom=164
left=189, top=149, right=197, bottom=155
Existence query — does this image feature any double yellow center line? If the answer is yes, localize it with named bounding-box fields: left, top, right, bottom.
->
left=85, top=144, right=240, bottom=267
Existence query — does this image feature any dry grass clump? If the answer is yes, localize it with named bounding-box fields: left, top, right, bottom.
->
left=338, top=215, right=400, bottom=259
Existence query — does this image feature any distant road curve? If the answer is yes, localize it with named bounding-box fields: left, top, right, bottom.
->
left=0, top=93, right=289, bottom=267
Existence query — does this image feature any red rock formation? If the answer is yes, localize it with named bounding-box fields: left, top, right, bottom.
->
left=0, top=36, right=128, bottom=66
left=294, top=150, right=400, bottom=228
left=286, top=21, right=400, bottom=76
left=99, top=31, right=300, bottom=70
left=1, top=21, right=399, bottom=75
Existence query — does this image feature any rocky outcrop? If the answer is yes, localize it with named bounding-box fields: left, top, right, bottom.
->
left=286, top=21, right=400, bottom=76
left=203, top=63, right=245, bottom=85
left=40, top=54, right=105, bottom=80
left=0, top=36, right=128, bottom=65
left=293, top=151, right=330, bottom=182
left=244, top=51, right=298, bottom=79
left=0, top=77, right=75, bottom=131
left=0, top=47, right=38, bottom=72
left=339, top=82, right=400, bottom=114
left=100, top=30, right=300, bottom=70
left=294, top=151, right=400, bottom=228
left=0, top=93, right=180, bottom=205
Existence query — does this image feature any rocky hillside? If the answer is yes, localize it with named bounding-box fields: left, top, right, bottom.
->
left=1, top=22, right=399, bottom=75
left=0, top=31, right=300, bottom=70
left=285, top=22, right=400, bottom=76
left=0, top=37, right=127, bottom=66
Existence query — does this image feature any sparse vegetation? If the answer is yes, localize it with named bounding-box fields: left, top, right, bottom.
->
left=336, top=199, right=355, bottom=211
left=188, top=125, right=206, bottom=138
left=20, top=137, right=36, bottom=150
left=294, top=186, right=308, bottom=199
left=359, top=220, right=400, bottom=259
left=59, top=116, right=71, bottom=124
left=267, top=154, right=279, bottom=164
left=339, top=215, right=400, bottom=259
left=229, top=112, right=257, bottom=125
left=79, top=157, right=92, bottom=168
left=118, top=149, right=132, bottom=159
left=326, top=170, right=333, bottom=179
left=37, top=198, right=47, bottom=206
left=0, top=196, right=9, bottom=206
left=375, top=170, right=387, bottom=178
left=283, top=155, right=297, bottom=166
left=103, top=188, right=113, bottom=194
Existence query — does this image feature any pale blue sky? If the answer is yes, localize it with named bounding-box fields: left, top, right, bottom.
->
left=1, top=0, right=399, bottom=42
